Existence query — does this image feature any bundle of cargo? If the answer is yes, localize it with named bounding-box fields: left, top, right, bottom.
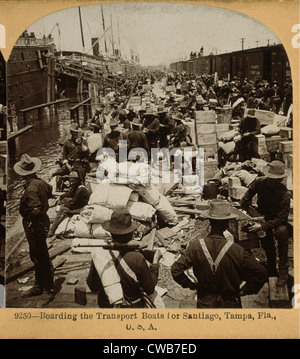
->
left=227, top=170, right=258, bottom=200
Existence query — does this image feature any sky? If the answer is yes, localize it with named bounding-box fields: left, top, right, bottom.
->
left=26, top=2, right=281, bottom=66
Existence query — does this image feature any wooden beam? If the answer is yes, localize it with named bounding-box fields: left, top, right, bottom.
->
left=7, top=125, right=34, bottom=141
left=19, top=98, right=69, bottom=114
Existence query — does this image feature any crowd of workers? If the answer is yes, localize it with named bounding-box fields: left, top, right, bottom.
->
left=13, top=70, right=293, bottom=308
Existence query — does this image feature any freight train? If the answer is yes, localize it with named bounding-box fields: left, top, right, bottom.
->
left=169, top=44, right=291, bottom=87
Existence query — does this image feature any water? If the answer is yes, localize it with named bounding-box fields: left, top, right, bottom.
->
left=7, top=103, right=73, bottom=228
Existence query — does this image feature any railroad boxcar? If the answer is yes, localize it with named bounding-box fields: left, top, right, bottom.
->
left=170, top=44, right=291, bottom=87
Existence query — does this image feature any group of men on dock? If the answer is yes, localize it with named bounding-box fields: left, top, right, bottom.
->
left=13, top=70, right=293, bottom=308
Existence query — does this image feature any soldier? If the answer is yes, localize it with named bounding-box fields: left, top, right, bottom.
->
left=171, top=199, right=267, bottom=308
left=240, top=161, right=292, bottom=287
left=14, top=154, right=55, bottom=305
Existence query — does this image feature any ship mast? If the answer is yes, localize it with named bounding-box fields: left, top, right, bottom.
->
left=101, top=5, right=108, bottom=54
left=110, top=5, right=115, bottom=56
left=78, top=7, right=85, bottom=53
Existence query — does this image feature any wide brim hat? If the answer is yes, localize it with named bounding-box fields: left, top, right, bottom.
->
left=14, top=154, right=42, bottom=176
left=70, top=123, right=81, bottom=133
left=132, top=118, right=143, bottom=127
left=247, top=109, right=257, bottom=118
left=102, top=210, right=139, bottom=235
left=263, top=160, right=289, bottom=179
left=109, top=118, right=120, bottom=127
left=200, top=199, right=238, bottom=220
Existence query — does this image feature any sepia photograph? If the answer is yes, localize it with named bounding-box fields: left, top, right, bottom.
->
left=0, top=0, right=298, bottom=339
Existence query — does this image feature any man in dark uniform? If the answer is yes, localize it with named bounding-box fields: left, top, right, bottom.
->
left=127, top=106, right=137, bottom=123
left=48, top=171, right=90, bottom=237
left=143, top=109, right=160, bottom=151
left=237, top=108, right=261, bottom=161
left=14, top=154, right=55, bottom=305
left=102, top=118, right=128, bottom=163
left=89, top=105, right=104, bottom=133
left=127, top=118, right=150, bottom=162
left=157, top=106, right=175, bottom=149
left=88, top=210, right=162, bottom=308
left=240, top=161, right=292, bottom=287
left=171, top=199, right=267, bottom=308
left=62, top=123, right=90, bottom=183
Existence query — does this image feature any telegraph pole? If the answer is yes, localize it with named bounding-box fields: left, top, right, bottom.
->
left=240, top=38, right=245, bottom=50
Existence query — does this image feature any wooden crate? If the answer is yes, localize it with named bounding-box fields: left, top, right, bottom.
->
left=269, top=277, right=290, bottom=308
left=280, top=127, right=292, bottom=140
left=200, top=144, right=218, bottom=157
left=265, top=136, right=282, bottom=153
left=254, top=134, right=266, bottom=146
left=194, top=110, right=216, bottom=123
left=196, top=123, right=216, bottom=134
left=253, top=143, right=268, bottom=155
left=228, top=207, right=265, bottom=241
left=279, top=140, right=293, bottom=153
left=228, top=186, right=248, bottom=200
left=216, top=123, right=230, bottom=133
left=228, top=177, right=242, bottom=188
left=197, top=133, right=217, bottom=145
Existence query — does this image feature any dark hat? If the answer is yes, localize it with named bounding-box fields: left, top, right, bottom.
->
left=14, top=154, right=42, bottom=176
left=200, top=199, right=237, bottom=220
left=263, top=160, right=289, bottom=179
left=102, top=210, right=138, bottom=235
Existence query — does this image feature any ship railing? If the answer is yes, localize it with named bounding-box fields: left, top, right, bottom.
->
left=69, top=97, right=92, bottom=128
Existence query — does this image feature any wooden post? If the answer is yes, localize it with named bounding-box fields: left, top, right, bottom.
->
left=83, top=101, right=88, bottom=126
left=88, top=98, right=92, bottom=118
left=47, top=56, right=52, bottom=103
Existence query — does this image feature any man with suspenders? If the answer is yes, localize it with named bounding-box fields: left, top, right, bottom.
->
left=171, top=200, right=267, bottom=308
left=88, top=210, right=163, bottom=308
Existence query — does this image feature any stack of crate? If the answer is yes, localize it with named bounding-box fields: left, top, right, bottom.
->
left=227, top=176, right=248, bottom=201
left=216, top=106, right=232, bottom=125
left=194, top=110, right=219, bottom=182
left=278, top=140, right=293, bottom=166
left=194, top=110, right=218, bottom=159
left=253, top=134, right=270, bottom=162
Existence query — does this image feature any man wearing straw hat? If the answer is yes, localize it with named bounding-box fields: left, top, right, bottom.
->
left=171, top=199, right=267, bottom=308
left=14, top=154, right=55, bottom=305
left=240, top=160, right=292, bottom=287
